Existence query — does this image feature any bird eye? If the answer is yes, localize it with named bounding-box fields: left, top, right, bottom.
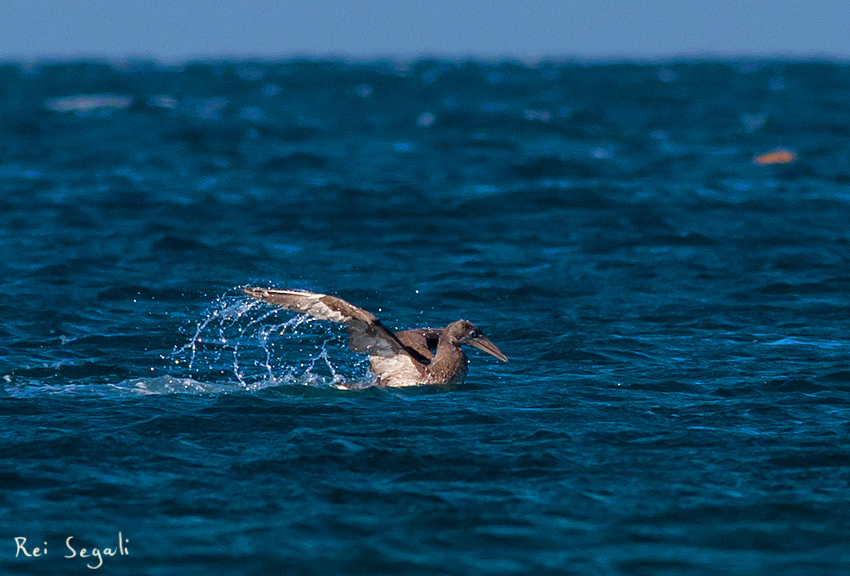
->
left=470, top=330, right=481, bottom=338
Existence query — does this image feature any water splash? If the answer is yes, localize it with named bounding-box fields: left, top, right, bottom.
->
left=169, top=291, right=373, bottom=390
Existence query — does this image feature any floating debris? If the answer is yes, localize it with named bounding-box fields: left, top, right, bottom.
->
left=752, top=147, right=797, bottom=165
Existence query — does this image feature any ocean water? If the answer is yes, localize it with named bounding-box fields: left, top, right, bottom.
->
left=2, top=60, right=850, bottom=575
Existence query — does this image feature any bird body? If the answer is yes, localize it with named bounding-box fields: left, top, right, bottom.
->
left=241, top=287, right=507, bottom=387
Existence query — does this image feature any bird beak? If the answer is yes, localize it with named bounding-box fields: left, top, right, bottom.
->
left=467, top=336, right=509, bottom=362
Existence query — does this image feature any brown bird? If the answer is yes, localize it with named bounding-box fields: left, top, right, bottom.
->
left=241, top=287, right=508, bottom=387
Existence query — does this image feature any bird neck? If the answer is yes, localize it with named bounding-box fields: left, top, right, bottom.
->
left=426, top=339, right=468, bottom=382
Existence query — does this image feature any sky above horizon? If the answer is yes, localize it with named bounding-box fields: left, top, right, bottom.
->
left=1, top=1, right=848, bottom=61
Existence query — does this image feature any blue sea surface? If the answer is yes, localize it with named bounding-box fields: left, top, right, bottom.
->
left=2, top=60, right=850, bottom=575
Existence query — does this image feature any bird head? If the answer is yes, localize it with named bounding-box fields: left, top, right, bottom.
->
left=451, top=320, right=508, bottom=362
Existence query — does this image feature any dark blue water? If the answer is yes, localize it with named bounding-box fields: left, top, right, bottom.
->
left=2, top=60, right=850, bottom=574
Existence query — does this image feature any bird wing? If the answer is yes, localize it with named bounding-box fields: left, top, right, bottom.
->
left=394, top=328, right=444, bottom=360
left=241, top=287, right=422, bottom=361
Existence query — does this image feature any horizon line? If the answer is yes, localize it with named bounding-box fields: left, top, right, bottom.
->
left=1, top=50, right=849, bottom=66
